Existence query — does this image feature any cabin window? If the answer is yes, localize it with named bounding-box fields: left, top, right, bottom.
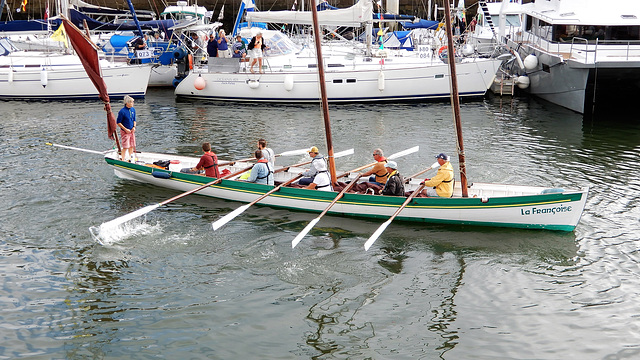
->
left=551, top=24, right=640, bottom=43
left=435, top=74, right=445, bottom=79
left=328, top=64, right=345, bottom=68
left=333, top=79, right=343, bottom=83
left=346, top=79, right=356, bottom=83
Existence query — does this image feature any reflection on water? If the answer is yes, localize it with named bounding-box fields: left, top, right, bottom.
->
left=2, top=89, right=640, bottom=358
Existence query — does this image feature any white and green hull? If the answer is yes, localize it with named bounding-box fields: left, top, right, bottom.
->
left=106, top=151, right=588, bottom=231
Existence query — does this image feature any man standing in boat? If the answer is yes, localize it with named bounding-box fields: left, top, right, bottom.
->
left=116, top=95, right=137, bottom=162
left=421, top=153, right=454, bottom=197
left=361, top=148, right=388, bottom=186
left=380, top=161, right=404, bottom=196
left=299, top=146, right=332, bottom=191
left=247, top=150, right=274, bottom=185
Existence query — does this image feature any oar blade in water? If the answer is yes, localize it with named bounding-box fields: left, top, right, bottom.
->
left=211, top=204, right=250, bottom=231
left=91, top=203, right=161, bottom=245
left=364, top=219, right=392, bottom=251
left=291, top=217, right=320, bottom=248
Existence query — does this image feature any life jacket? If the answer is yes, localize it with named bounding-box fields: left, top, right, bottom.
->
left=203, top=153, right=220, bottom=178
left=255, top=159, right=273, bottom=183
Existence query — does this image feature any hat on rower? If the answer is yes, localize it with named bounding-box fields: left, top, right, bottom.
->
left=436, top=153, right=449, bottom=161
left=308, top=146, right=319, bottom=153
left=385, top=160, right=397, bottom=169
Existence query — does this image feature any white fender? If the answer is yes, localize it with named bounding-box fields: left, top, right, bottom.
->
left=40, top=68, right=48, bottom=88
left=524, top=54, right=538, bottom=71
left=516, top=75, right=530, bottom=89
left=8, top=67, right=13, bottom=83
left=378, top=70, right=385, bottom=92
left=248, top=80, right=260, bottom=89
left=510, top=50, right=525, bottom=70
left=284, top=74, right=294, bottom=91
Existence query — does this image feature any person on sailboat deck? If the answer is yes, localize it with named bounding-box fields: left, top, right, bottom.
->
left=217, top=30, right=231, bottom=58
left=361, top=148, right=388, bottom=186
left=248, top=32, right=268, bottom=74
left=232, top=35, right=247, bottom=59
left=299, top=146, right=333, bottom=191
left=257, top=138, right=275, bottom=167
left=183, top=142, right=220, bottom=178
left=421, top=153, right=454, bottom=197
left=380, top=161, right=405, bottom=196
left=116, top=95, right=137, bottom=161
left=207, top=33, right=218, bottom=58
left=247, top=150, right=274, bottom=185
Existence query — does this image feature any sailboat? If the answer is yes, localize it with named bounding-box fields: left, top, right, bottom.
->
left=61, top=4, right=588, bottom=236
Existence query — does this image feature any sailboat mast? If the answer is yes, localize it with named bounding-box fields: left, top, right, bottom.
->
left=443, top=0, right=468, bottom=197
left=310, top=0, right=337, bottom=184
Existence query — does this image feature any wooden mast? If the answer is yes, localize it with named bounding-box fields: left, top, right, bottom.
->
left=443, top=0, right=468, bottom=197
left=310, top=0, right=337, bottom=184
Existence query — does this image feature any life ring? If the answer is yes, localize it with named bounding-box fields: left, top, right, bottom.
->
left=187, top=54, right=193, bottom=70
left=438, top=46, right=448, bottom=57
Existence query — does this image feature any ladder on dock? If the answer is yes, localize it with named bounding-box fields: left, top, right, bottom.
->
left=490, top=74, right=515, bottom=96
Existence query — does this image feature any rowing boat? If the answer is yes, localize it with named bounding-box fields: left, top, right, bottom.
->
left=104, top=150, right=588, bottom=231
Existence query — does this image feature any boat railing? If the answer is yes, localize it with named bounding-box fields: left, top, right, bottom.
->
left=508, top=27, right=640, bottom=63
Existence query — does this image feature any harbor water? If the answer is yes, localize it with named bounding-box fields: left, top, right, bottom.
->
left=1, top=89, right=639, bottom=359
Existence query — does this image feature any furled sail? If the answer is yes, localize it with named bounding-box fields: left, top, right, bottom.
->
left=245, top=0, right=373, bottom=27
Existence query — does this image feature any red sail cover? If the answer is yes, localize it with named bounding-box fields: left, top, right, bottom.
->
left=61, top=19, right=118, bottom=140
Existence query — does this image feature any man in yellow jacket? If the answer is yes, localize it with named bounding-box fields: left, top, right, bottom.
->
left=422, top=153, right=454, bottom=197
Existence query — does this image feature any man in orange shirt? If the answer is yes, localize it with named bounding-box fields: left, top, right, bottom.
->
left=362, top=148, right=388, bottom=186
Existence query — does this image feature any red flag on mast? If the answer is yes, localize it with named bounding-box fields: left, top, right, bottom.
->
left=61, top=18, right=119, bottom=142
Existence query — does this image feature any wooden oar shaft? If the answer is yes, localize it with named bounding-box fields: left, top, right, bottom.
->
left=246, top=174, right=303, bottom=207
left=158, top=165, right=253, bottom=206
left=317, top=174, right=362, bottom=218
left=407, top=167, right=432, bottom=180
left=364, top=183, right=426, bottom=251
left=274, top=159, right=312, bottom=173
left=388, top=184, right=425, bottom=221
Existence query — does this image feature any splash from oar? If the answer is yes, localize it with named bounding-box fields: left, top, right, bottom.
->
left=89, top=204, right=160, bottom=245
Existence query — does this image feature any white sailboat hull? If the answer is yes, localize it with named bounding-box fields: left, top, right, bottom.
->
left=175, top=59, right=500, bottom=102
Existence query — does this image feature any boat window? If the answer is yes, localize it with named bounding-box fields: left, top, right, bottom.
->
left=0, top=38, right=18, bottom=56
left=346, top=79, right=356, bottom=83
left=263, top=32, right=302, bottom=56
left=505, top=14, right=521, bottom=27
left=333, top=79, right=343, bottom=83
left=552, top=24, right=640, bottom=42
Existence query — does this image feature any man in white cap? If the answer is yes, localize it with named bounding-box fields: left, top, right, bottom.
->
left=380, top=160, right=404, bottom=196
left=422, top=153, right=454, bottom=197
left=299, top=146, right=332, bottom=191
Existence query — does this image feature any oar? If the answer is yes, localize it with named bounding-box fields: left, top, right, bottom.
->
left=218, top=148, right=309, bottom=166
left=211, top=148, right=354, bottom=231
left=99, top=165, right=254, bottom=229
left=211, top=174, right=303, bottom=231
left=291, top=174, right=363, bottom=248
left=45, top=142, right=110, bottom=155
left=335, top=145, right=419, bottom=179
left=405, top=161, right=440, bottom=183
left=364, top=183, right=426, bottom=251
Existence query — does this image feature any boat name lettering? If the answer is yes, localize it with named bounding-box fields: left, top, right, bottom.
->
left=221, top=77, right=239, bottom=84
left=520, top=205, right=572, bottom=216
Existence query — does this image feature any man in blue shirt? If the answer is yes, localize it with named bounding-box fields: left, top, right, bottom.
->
left=247, top=150, right=274, bottom=185
left=116, top=95, right=137, bottom=161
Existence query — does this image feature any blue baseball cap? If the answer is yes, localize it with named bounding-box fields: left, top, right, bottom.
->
left=436, top=153, right=449, bottom=160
